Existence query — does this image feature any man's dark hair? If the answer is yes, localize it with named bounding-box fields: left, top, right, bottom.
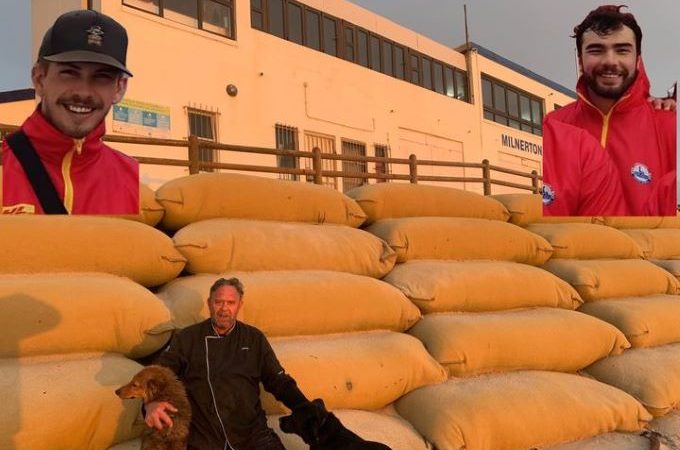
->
left=573, top=5, right=642, bottom=56
left=209, top=277, right=245, bottom=299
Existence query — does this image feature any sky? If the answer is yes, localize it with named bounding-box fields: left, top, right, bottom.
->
left=351, top=0, right=679, bottom=97
left=1, top=0, right=677, bottom=96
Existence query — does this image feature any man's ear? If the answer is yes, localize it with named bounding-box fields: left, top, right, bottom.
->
left=31, top=63, right=48, bottom=98
left=112, top=76, right=128, bottom=104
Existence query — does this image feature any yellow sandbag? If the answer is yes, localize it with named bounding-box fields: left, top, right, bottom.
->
left=395, top=371, right=650, bottom=450
left=622, top=229, right=680, bottom=259
left=545, top=432, right=659, bottom=450
left=527, top=223, right=643, bottom=259
left=579, top=295, right=680, bottom=348
left=491, top=193, right=542, bottom=227
left=268, top=408, right=429, bottom=450
left=383, top=260, right=581, bottom=313
left=262, top=331, right=446, bottom=413
left=346, top=183, right=510, bottom=225
left=596, top=215, right=680, bottom=229
left=0, top=353, right=144, bottom=450
left=586, top=343, right=680, bottom=416
left=114, top=183, right=165, bottom=227
left=652, top=259, right=680, bottom=281
left=409, top=308, right=629, bottom=376
left=542, top=259, right=680, bottom=301
left=156, top=173, right=366, bottom=230
left=174, top=219, right=396, bottom=278
left=157, top=271, right=420, bottom=335
left=0, top=216, right=186, bottom=287
left=0, top=273, right=172, bottom=358
left=366, top=217, right=553, bottom=265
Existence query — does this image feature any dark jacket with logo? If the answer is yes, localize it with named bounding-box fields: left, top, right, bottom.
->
left=543, top=60, right=676, bottom=215
left=156, top=319, right=307, bottom=450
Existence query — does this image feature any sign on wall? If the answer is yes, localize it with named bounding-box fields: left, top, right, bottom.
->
left=112, top=99, right=171, bottom=138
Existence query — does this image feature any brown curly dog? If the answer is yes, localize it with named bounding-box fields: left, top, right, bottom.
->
left=116, top=365, right=191, bottom=450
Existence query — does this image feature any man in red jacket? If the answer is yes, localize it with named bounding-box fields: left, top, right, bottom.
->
left=542, top=5, right=676, bottom=216
left=1, top=9, right=139, bottom=215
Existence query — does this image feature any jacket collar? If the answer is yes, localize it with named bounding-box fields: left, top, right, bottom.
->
left=20, top=106, right=106, bottom=164
left=576, top=58, right=651, bottom=114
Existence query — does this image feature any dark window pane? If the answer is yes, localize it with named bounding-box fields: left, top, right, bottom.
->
left=164, top=0, right=197, bottom=26
left=422, top=58, right=432, bottom=89
left=357, top=30, right=368, bottom=67
left=343, top=26, right=354, bottom=61
left=383, top=41, right=393, bottom=75
left=432, top=61, right=444, bottom=94
left=521, top=122, right=532, bottom=132
left=323, top=17, right=337, bottom=55
left=268, top=0, right=284, bottom=37
left=251, top=10, right=263, bottom=29
left=202, top=1, right=231, bottom=37
left=482, top=78, right=493, bottom=108
left=509, top=119, right=520, bottom=130
left=444, top=67, right=454, bottom=97
left=410, top=54, right=419, bottom=84
left=369, top=35, right=380, bottom=71
left=534, top=127, right=543, bottom=137
left=287, top=3, right=303, bottom=44
left=531, top=99, right=543, bottom=125
left=394, top=46, right=404, bottom=79
left=251, top=0, right=262, bottom=7
left=495, top=115, right=508, bottom=126
left=507, top=90, right=519, bottom=117
left=520, top=95, right=531, bottom=121
left=493, top=84, right=506, bottom=112
left=305, top=10, right=321, bottom=50
left=484, top=110, right=494, bottom=121
left=454, top=71, right=467, bottom=101
left=124, top=0, right=159, bottom=14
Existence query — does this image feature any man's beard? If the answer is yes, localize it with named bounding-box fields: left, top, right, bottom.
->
left=584, top=66, right=637, bottom=99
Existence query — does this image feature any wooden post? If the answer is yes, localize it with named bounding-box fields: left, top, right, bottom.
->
left=312, top=148, right=323, bottom=185
left=531, top=170, right=539, bottom=194
left=409, top=154, right=418, bottom=184
left=482, top=159, right=491, bottom=195
left=188, top=135, right=200, bottom=174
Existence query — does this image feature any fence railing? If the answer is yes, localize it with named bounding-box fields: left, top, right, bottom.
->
left=0, top=124, right=541, bottom=194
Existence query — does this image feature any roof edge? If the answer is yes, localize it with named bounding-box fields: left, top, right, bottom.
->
left=0, top=88, right=36, bottom=104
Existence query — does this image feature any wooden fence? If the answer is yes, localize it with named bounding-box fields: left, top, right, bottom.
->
left=0, top=124, right=541, bottom=194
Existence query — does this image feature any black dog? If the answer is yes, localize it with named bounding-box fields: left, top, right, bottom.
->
left=279, top=399, right=392, bottom=450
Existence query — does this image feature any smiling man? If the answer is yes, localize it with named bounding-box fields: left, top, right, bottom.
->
left=542, top=5, right=676, bottom=216
left=1, top=9, right=138, bottom=215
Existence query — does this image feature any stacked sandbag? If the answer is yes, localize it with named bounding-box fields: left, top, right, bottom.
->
left=649, top=408, right=680, bottom=449
left=542, top=432, right=663, bottom=450
left=157, top=271, right=420, bottom=334
left=531, top=221, right=680, bottom=423
left=491, top=193, right=597, bottom=227
left=173, top=219, right=395, bottom=277
left=395, top=371, right=650, bottom=450
left=0, top=214, right=184, bottom=449
left=112, top=183, right=165, bottom=227
left=156, top=172, right=367, bottom=230
left=0, top=353, right=144, bottom=450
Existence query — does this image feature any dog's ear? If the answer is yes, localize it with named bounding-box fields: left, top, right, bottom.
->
left=145, top=378, right=166, bottom=401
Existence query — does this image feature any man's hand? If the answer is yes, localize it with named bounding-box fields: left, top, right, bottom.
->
left=144, top=401, right=177, bottom=430
left=648, top=96, right=676, bottom=111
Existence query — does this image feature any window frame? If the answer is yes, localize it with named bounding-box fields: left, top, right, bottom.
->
left=481, top=74, right=544, bottom=136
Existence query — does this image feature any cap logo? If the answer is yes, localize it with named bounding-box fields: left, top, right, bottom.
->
left=87, top=25, right=104, bottom=46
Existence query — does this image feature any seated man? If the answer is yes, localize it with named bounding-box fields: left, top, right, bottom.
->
left=146, top=277, right=310, bottom=450
left=1, top=10, right=139, bottom=215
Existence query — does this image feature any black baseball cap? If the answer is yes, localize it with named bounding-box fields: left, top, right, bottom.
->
left=38, top=9, right=133, bottom=77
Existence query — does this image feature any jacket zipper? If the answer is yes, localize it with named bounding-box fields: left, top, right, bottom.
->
left=577, top=92, right=630, bottom=149
left=205, top=335, right=235, bottom=450
left=60, top=139, right=83, bottom=213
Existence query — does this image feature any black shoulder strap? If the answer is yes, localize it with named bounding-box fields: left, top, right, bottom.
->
left=6, top=131, right=68, bottom=214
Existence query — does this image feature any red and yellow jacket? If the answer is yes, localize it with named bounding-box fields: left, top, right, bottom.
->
left=1, top=108, right=139, bottom=215
left=543, top=60, right=676, bottom=216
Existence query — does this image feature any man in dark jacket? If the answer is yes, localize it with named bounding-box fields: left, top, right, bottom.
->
left=145, top=277, right=309, bottom=450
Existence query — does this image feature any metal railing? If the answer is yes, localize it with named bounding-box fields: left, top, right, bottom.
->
left=0, top=124, right=541, bottom=194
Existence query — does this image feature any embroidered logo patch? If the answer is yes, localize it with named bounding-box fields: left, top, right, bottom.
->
left=87, top=26, right=104, bottom=46
left=631, top=163, right=652, bottom=184
left=2, top=203, right=36, bottom=214
left=541, top=184, right=556, bottom=206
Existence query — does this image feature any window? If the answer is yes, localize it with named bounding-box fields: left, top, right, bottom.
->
left=287, top=2, right=303, bottom=44
left=188, top=109, right=218, bottom=172
left=374, top=144, right=390, bottom=183
left=481, top=74, right=544, bottom=136
left=249, top=0, right=469, bottom=103
left=341, top=140, right=367, bottom=192
left=123, top=0, right=235, bottom=38
left=275, top=124, right=299, bottom=181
